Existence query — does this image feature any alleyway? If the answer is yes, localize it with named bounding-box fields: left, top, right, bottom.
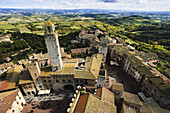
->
left=105, top=53, right=141, bottom=94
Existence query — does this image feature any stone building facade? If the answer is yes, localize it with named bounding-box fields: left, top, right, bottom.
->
left=109, top=45, right=170, bottom=110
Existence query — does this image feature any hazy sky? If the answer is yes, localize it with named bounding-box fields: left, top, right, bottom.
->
left=0, top=0, right=169, bottom=11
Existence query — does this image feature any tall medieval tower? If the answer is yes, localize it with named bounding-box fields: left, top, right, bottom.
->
left=44, top=20, right=62, bottom=71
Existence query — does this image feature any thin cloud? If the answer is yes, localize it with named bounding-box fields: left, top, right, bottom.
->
left=0, top=0, right=169, bottom=11
left=34, top=0, right=44, bottom=2
left=99, top=0, right=117, bottom=2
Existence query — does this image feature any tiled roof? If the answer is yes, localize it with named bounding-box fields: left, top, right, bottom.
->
left=74, top=94, right=89, bottom=113
left=1, top=65, right=22, bottom=91
left=40, top=62, right=76, bottom=76
left=0, top=81, right=9, bottom=91
left=121, top=92, right=143, bottom=108
left=128, top=55, right=143, bottom=64
left=102, top=101, right=117, bottom=113
left=84, top=93, right=116, bottom=113
left=138, top=52, right=158, bottom=61
left=90, top=54, right=103, bottom=79
left=61, top=63, right=76, bottom=74
left=74, top=70, right=95, bottom=80
left=6, top=65, right=22, bottom=83
left=71, top=48, right=90, bottom=54
left=0, top=89, right=19, bottom=113
left=112, top=82, right=124, bottom=92
left=85, top=57, right=92, bottom=71
left=84, top=93, right=102, bottom=113
left=19, top=69, right=33, bottom=85
left=136, top=64, right=155, bottom=78
left=101, top=87, right=115, bottom=105
left=96, top=88, right=102, bottom=98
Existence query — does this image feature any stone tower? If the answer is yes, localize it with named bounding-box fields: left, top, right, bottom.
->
left=44, top=20, right=62, bottom=71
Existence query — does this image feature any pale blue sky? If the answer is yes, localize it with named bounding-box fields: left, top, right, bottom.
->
left=0, top=0, right=169, bottom=11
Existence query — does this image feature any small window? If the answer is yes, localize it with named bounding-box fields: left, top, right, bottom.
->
left=56, top=80, right=59, bottom=82
left=84, top=82, right=88, bottom=85
left=17, top=102, right=19, bottom=104
left=62, top=80, right=65, bottom=82
left=44, top=80, right=46, bottom=82
left=39, top=86, right=42, bottom=88
left=21, top=103, right=24, bottom=106
left=35, top=73, right=37, bottom=77
left=29, top=86, right=32, bottom=89
left=49, top=80, right=51, bottom=82
left=27, top=92, right=31, bottom=95
left=12, top=110, right=15, bottom=112
left=19, top=97, right=21, bottom=99
left=31, top=91, right=35, bottom=95
left=68, top=79, right=71, bottom=82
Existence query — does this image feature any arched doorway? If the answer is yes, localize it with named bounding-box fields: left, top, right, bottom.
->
left=64, top=85, right=74, bottom=90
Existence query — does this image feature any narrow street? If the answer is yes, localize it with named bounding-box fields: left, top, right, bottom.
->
left=105, top=53, right=141, bottom=94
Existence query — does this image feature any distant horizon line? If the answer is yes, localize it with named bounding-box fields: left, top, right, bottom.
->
left=0, top=8, right=170, bottom=12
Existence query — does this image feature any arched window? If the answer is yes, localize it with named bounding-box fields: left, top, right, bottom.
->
left=68, top=79, right=71, bottom=82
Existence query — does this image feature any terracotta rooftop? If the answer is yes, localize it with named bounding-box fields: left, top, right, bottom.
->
left=96, top=87, right=102, bottom=98
left=0, top=89, right=19, bottom=113
left=74, top=94, right=89, bottom=113
left=84, top=93, right=116, bottom=113
left=71, top=47, right=90, bottom=54
left=0, top=81, right=9, bottom=91
left=0, top=65, right=22, bottom=91
left=101, top=87, right=115, bottom=105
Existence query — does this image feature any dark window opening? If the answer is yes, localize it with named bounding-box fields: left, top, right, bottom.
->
left=84, top=82, right=88, bottom=85
left=31, top=91, right=35, bottom=95
left=64, top=85, right=74, bottom=90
